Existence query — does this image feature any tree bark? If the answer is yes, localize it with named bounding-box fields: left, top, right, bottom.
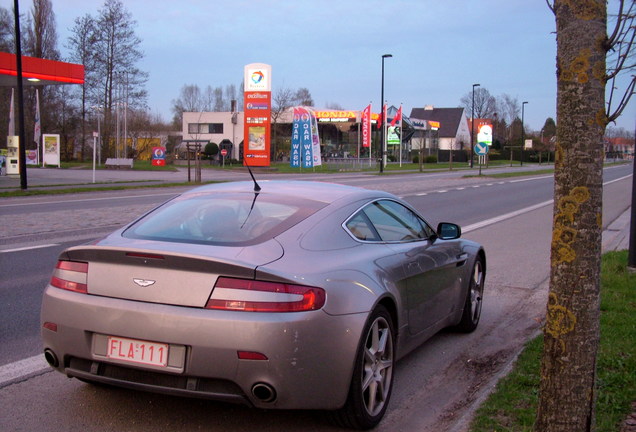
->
left=535, top=1, right=607, bottom=431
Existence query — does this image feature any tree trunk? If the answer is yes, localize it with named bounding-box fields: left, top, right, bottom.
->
left=535, top=2, right=607, bottom=431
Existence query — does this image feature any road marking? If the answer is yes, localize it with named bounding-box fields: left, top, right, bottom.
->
left=0, top=354, right=49, bottom=387
left=509, top=175, right=554, bottom=183
left=461, top=174, right=632, bottom=234
left=462, top=200, right=554, bottom=233
left=0, top=244, right=60, bottom=253
left=0, top=192, right=179, bottom=208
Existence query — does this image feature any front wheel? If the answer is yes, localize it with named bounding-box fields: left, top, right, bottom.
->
left=453, top=256, right=485, bottom=333
left=330, top=305, right=395, bottom=430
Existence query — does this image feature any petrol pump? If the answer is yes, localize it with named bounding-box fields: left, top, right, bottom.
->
left=6, top=136, right=20, bottom=176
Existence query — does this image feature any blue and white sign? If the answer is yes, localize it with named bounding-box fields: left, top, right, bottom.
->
left=475, top=142, right=490, bottom=156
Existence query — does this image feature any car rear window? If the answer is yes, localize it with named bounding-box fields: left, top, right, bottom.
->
left=123, top=192, right=325, bottom=246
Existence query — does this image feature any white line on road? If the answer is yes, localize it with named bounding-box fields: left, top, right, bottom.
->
left=462, top=200, right=554, bottom=233
left=0, top=192, right=179, bottom=208
left=0, top=244, right=60, bottom=253
left=0, top=355, right=49, bottom=387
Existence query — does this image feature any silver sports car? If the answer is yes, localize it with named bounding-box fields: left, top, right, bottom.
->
left=41, top=179, right=485, bottom=430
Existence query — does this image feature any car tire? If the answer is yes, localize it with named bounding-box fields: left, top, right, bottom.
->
left=330, top=304, right=395, bottom=430
left=453, top=256, right=485, bottom=333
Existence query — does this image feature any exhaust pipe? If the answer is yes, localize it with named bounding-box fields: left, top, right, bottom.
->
left=44, top=349, right=59, bottom=368
left=251, top=382, right=276, bottom=403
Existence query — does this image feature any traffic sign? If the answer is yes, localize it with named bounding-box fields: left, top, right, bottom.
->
left=221, top=149, right=228, bottom=157
left=475, top=142, right=489, bottom=155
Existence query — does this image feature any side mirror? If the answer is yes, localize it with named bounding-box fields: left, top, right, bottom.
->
left=436, top=222, right=461, bottom=240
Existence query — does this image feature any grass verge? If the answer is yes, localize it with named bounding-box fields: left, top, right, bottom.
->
left=469, top=250, right=636, bottom=431
left=0, top=181, right=217, bottom=197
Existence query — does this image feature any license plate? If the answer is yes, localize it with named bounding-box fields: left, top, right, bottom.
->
left=107, top=336, right=169, bottom=367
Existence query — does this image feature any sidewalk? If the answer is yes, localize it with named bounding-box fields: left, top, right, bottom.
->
left=602, top=208, right=633, bottom=252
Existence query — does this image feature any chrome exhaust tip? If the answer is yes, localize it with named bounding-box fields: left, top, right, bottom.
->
left=44, top=349, right=59, bottom=368
left=251, top=382, right=277, bottom=403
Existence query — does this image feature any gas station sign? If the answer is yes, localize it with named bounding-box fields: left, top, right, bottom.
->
left=243, top=63, right=272, bottom=166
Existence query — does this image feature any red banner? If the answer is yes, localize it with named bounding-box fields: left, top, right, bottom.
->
left=362, top=104, right=371, bottom=148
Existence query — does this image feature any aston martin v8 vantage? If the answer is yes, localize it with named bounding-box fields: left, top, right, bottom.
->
left=41, top=180, right=485, bottom=429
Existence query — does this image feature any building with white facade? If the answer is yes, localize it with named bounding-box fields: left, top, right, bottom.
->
left=180, top=111, right=245, bottom=159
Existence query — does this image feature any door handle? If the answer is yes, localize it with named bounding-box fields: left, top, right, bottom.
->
left=456, top=253, right=468, bottom=266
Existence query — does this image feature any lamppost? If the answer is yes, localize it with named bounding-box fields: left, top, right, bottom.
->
left=380, top=53, right=392, bottom=173
left=521, top=101, right=528, bottom=166
left=470, top=83, right=480, bottom=168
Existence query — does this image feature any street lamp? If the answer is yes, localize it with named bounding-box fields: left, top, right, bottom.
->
left=380, top=54, right=392, bottom=173
left=521, top=101, right=528, bottom=166
left=470, top=83, right=480, bottom=168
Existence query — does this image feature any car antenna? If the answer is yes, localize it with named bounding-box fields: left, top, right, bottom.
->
left=240, top=157, right=261, bottom=229
left=244, top=157, right=261, bottom=192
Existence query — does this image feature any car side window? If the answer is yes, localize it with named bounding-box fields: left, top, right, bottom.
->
left=345, top=211, right=381, bottom=241
left=364, top=200, right=433, bottom=242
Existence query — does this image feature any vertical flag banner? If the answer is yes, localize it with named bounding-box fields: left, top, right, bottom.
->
left=8, top=88, right=15, bottom=136
left=362, top=104, right=371, bottom=148
left=243, top=63, right=272, bottom=167
left=290, top=107, right=321, bottom=168
left=34, top=89, right=41, bottom=164
left=290, top=107, right=302, bottom=167
left=310, top=109, right=322, bottom=167
left=390, top=105, right=402, bottom=127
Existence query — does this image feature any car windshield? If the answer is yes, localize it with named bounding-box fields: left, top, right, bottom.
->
left=123, top=192, right=325, bottom=246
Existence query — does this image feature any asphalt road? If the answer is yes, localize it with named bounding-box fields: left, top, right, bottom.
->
left=0, top=164, right=632, bottom=431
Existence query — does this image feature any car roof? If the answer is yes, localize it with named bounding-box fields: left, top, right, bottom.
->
left=182, top=180, right=392, bottom=204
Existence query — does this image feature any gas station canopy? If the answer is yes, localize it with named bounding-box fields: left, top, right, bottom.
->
left=0, top=52, right=84, bottom=87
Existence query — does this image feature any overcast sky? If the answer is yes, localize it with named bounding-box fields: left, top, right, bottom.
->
left=8, top=0, right=635, bottom=132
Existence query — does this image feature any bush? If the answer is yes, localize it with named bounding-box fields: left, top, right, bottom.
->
left=204, top=142, right=219, bottom=157
left=412, top=155, right=438, bottom=164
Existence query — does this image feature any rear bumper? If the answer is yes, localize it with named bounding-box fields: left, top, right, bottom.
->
left=41, top=286, right=367, bottom=410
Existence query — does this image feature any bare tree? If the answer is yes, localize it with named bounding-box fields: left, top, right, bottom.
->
left=24, top=0, right=59, bottom=60
left=0, top=6, right=13, bottom=52
left=212, top=86, right=224, bottom=112
left=536, top=1, right=635, bottom=431
left=270, top=86, right=295, bottom=159
left=91, top=0, right=148, bottom=158
left=67, top=14, right=97, bottom=160
left=460, top=87, right=497, bottom=119
left=294, top=87, right=314, bottom=106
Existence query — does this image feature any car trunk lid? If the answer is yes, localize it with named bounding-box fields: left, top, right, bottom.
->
left=58, top=240, right=284, bottom=307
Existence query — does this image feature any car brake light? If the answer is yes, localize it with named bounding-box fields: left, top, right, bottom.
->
left=206, top=277, right=326, bottom=312
left=50, top=260, right=88, bottom=293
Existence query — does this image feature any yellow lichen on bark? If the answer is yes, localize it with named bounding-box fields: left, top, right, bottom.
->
left=545, top=292, right=577, bottom=355
left=595, top=108, right=609, bottom=128
left=551, top=187, right=590, bottom=265
left=563, top=0, right=605, bottom=20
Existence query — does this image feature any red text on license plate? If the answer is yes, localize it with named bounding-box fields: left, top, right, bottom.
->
left=107, top=336, right=168, bottom=367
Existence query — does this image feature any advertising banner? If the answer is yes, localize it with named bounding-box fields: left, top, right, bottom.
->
left=243, top=63, right=272, bottom=167
left=310, top=109, right=322, bottom=167
left=477, top=124, right=493, bottom=146
left=151, top=146, right=166, bottom=166
left=290, top=107, right=321, bottom=168
left=362, top=104, right=371, bottom=148
left=42, top=134, right=60, bottom=167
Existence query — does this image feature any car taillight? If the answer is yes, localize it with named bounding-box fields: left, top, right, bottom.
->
left=206, top=277, right=326, bottom=312
left=50, top=260, right=88, bottom=293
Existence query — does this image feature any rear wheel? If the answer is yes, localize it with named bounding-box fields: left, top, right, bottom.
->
left=330, top=305, right=395, bottom=430
left=454, top=257, right=484, bottom=332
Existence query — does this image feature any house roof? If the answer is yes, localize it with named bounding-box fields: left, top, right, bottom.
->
left=409, top=107, right=465, bottom=138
